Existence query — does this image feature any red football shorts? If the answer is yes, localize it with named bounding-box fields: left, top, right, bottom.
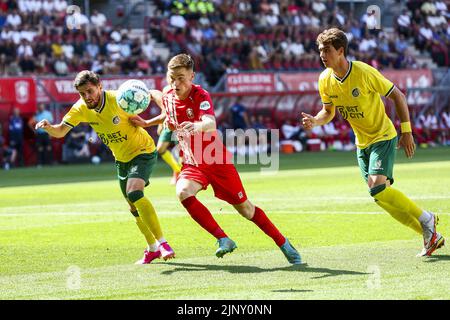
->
left=178, top=164, right=248, bottom=205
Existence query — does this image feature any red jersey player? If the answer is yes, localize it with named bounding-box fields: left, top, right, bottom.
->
left=131, top=54, right=301, bottom=264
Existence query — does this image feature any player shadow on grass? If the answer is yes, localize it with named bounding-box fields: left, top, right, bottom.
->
left=160, top=262, right=368, bottom=279
left=422, top=254, right=450, bottom=263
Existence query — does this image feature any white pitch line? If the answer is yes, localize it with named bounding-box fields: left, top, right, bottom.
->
left=1, top=195, right=449, bottom=213
left=0, top=210, right=449, bottom=218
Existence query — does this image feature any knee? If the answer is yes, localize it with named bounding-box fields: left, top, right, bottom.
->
left=369, top=183, right=386, bottom=198
left=237, top=202, right=255, bottom=219
left=176, top=187, right=194, bottom=201
left=127, top=190, right=144, bottom=203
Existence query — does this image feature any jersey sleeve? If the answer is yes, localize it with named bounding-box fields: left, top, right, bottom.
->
left=197, top=90, right=215, bottom=118
left=62, top=100, right=85, bottom=128
left=364, top=64, right=395, bottom=97
left=318, top=71, right=333, bottom=106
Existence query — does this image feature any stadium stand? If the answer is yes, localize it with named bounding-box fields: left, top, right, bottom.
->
left=0, top=0, right=448, bottom=166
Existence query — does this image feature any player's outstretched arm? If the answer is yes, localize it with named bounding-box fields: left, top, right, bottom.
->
left=180, top=115, right=216, bottom=133
left=388, top=87, right=416, bottom=158
left=129, top=113, right=166, bottom=128
left=149, top=90, right=163, bottom=110
left=301, top=104, right=335, bottom=129
left=34, top=120, right=71, bottom=138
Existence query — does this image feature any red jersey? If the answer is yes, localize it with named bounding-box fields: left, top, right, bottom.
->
left=163, top=84, right=232, bottom=166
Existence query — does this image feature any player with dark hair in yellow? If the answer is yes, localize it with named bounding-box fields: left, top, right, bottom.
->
left=302, top=28, right=445, bottom=257
left=35, top=70, right=175, bottom=264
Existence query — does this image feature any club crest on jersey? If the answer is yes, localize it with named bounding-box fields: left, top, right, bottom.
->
left=112, top=116, right=120, bottom=125
left=186, top=108, right=194, bottom=119
left=352, top=88, right=360, bottom=97
left=199, top=101, right=211, bottom=111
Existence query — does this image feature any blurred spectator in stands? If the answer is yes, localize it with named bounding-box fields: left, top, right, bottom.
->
left=396, top=9, right=412, bottom=37
left=281, top=118, right=306, bottom=152
left=28, top=103, right=53, bottom=166
left=416, top=107, right=440, bottom=146
left=54, top=0, right=68, bottom=13
left=249, top=114, right=270, bottom=154
left=53, top=55, right=69, bottom=75
left=86, top=36, right=99, bottom=58
left=19, top=52, right=35, bottom=73
left=90, top=9, right=108, bottom=36
left=440, top=106, right=450, bottom=145
left=8, top=107, right=24, bottom=166
left=312, top=0, right=327, bottom=15
left=0, top=123, right=14, bottom=170
left=229, top=97, right=250, bottom=130
left=62, top=123, right=90, bottom=163
left=6, top=9, right=21, bottom=28
left=421, top=0, right=437, bottom=16
left=16, top=38, right=32, bottom=57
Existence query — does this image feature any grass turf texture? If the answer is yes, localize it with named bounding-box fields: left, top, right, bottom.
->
left=1, top=147, right=449, bottom=300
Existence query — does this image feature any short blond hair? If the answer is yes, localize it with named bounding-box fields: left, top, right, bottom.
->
left=168, top=54, right=194, bottom=71
left=316, top=28, right=348, bottom=56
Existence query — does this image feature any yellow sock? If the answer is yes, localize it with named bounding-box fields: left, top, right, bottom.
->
left=161, top=150, right=181, bottom=173
left=135, top=216, right=157, bottom=245
left=134, top=197, right=164, bottom=240
left=372, top=185, right=423, bottom=233
left=375, top=200, right=422, bottom=234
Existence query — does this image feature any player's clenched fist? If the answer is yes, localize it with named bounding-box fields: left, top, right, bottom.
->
left=35, top=119, right=51, bottom=130
left=301, top=112, right=316, bottom=130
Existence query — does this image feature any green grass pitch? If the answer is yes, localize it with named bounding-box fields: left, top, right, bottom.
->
left=1, top=148, right=449, bottom=300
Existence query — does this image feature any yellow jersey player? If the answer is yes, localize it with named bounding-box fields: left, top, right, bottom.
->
left=301, top=28, right=445, bottom=257
left=35, top=70, right=175, bottom=264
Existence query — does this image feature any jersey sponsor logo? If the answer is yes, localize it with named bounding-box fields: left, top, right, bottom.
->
left=371, top=160, right=383, bottom=170
left=89, top=122, right=99, bottom=125
left=186, top=108, right=194, bottom=119
left=130, top=166, right=138, bottom=174
left=199, top=101, right=211, bottom=111
left=352, top=88, right=360, bottom=97
left=98, top=131, right=128, bottom=145
left=329, top=95, right=338, bottom=98
left=112, top=116, right=120, bottom=125
left=337, top=106, right=364, bottom=120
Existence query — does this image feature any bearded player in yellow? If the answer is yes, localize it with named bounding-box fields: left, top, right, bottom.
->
left=35, top=70, right=175, bottom=264
left=302, top=28, right=445, bottom=257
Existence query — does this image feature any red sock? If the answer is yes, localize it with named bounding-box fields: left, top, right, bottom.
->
left=251, top=207, right=285, bottom=247
left=181, top=196, right=227, bottom=239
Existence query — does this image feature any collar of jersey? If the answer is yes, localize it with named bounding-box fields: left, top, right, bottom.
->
left=93, top=91, right=106, bottom=113
left=332, top=61, right=352, bottom=83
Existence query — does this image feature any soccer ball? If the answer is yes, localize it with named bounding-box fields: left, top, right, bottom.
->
left=91, top=155, right=101, bottom=165
left=116, top=79, right=151, bottom=115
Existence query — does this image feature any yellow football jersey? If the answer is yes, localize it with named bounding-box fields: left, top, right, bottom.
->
left=63, top=90, right=156, bottom=162
left=318, top=61, right=397, bottom=149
